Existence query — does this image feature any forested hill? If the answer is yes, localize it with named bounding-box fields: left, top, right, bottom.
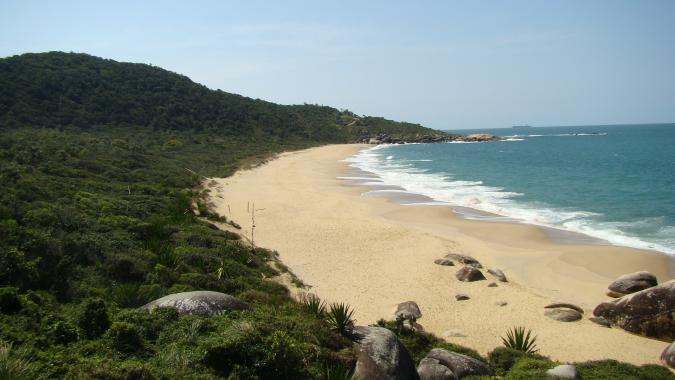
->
left=0, top=51, right=441, bottom=141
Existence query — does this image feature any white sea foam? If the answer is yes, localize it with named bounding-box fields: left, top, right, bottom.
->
left=343, top=146, right=675, bottom=255
left=501, top=138, right=524, bottom=142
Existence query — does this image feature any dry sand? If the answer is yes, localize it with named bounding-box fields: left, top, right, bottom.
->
left=209, top=144, right=674, bottom=365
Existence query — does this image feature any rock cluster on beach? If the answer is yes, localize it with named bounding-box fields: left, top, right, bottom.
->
left=360, top=132, right=499, bottom=145
left=593, top=279, right=674, bottom=340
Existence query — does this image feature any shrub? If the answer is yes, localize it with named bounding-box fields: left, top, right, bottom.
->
left=45, top=320, right=79, bottom=345
left=574, top=359, right=674, bottom=380
left=488, top=347, right=547, bottom=376
left=323, top=363, right=356, bottom=380
left=504, top=357, right=554, bottom=380
left=106, top=322, right=144, bottom=354
left=0, top=340, right=35, bottom=380
left=0, top=287, right=21, bottom=314
left=77, top=298, right=110, bottom=339
left=501, top=326, right=538, bottom=354
left=325, top=302, right=355, bottom=335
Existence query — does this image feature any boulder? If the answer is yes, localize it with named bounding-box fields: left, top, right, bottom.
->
left=455, top=267, right=486, bottom=282
left=396, top=301, right=422, bottom=322
left=445, top=254, right=482, bottom=268
left=487, top=282, right=498, bottom=288
left=607, top=271, right=657, bottom=297
left=544, top=303, right=584, bottom=314
left=422, top=348, right=491, bottom=379
left=589, top=316, right=611, bottom=328
left=487, top=268, right=507, bottom=282
left=545, top=308, right=582, bottom=322
left=141, top=291, right=250, bottom=316
left=546, top=364, right=580, bottom=379
left=352, top=326, right=420, bottom=380
left=403, top=320, right=425, bottom=332
left=455, top=294, right=470, bottom=301
left=434, top=258, right=455, bottom=266
left=661, top=342, right=675, bottom=369
left=417, top=358, right=456, bottom=380
left=593, top=280, right=675, bottom=340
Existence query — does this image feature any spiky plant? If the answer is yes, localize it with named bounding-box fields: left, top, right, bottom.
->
left=325, top=302, right=355, bottom=335
left=501, top=326, right=538, bottom=354
left=301, top=294, right=326, bottom=318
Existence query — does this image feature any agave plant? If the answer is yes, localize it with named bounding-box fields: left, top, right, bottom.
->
left=325, top=302, right=355, bottom=335
left=301, top=294, right=326, bottom=317
left=501, top=326, right=538, bottom=354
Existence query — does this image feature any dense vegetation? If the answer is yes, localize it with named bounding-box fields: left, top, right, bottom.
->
left=0, top=52, right=672, bottom=379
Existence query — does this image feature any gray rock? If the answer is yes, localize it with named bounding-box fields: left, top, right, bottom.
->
left=545, top=303, right=584, bottom=314
left=607, top=271, right=658, bottom=297
left=455, top=294, right=470, bottom=301
left=589, top=316, right=611, bottom=328
left=487, top=268, right=507, bottom=282
left=403, top=320, right=425, bottom=332
left=593, top=280, right=675, bottom=340
left=396, top=301, right=422, bottom=321
left=353, top=326, right=420, bottom=380
left=445, top=254, right=482, bottom=268
left=487, top=282, right=498, bottom=288
left=417, top=358, right=456, bottom=380
left=455, top=267, right=486, bottom=282
left=545, top=308, right=582, bottom=322
left=141, top=291, right=250, bottom=316
left=546, top=364, right=580, bottom=379
left=423, top=348, right=491, bottom=379
left=434, top=258, right=455, bottom=266
left=661, top=342, right=675, bottom=369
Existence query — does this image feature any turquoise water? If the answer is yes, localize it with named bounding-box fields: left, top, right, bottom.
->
left=347, top=124, right=675, bottom=255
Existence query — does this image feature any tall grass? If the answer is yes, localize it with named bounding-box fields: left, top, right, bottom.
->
left=0, top=341, right=35, bottom=380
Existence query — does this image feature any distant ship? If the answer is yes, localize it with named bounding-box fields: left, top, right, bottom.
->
left=512, top=125, right=532, bottom=128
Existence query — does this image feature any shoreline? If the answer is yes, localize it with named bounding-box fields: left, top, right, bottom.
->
left=209, top=144, right=673, bottom=365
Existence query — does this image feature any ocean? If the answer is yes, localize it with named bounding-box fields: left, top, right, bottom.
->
left=345, top=124, right=675, bottom=255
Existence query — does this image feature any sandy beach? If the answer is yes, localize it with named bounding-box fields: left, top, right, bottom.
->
left=209, top=144, right=674, bottom=365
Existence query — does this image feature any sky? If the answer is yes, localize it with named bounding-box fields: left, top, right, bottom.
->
left=1, top=1, right=674, bottom=129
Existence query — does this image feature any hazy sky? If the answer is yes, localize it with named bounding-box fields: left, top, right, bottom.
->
left=2, top=1, right=674, bottom=129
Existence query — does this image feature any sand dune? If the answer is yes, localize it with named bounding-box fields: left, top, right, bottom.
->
left=209, top=144, right=674, bottom=365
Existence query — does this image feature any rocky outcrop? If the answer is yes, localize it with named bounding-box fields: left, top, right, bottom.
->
left=607, top=271, right=658, bottom=297
left=544, top=304, right=583, bottom=322
left=352, top=326, right=420, bottom=380
left=434, top=258, right=455, bottom=266
left=487, top=268, right=507, bottom=282
left=360, top=133, right=499, bottom=145
left=396, top=301, right=422, bottom=322
left=546, top=364, right=580, bottom=379
left=445, top=254, right=482, bottom=268
left=417, top=358, right=455, bottom=380
left=455, top=267, right=486, bottom=282
left=593, top=280, right=675, bottom=340
left=420, top=348, right=491, bottom=379
left=661, top=342, right=675, bottom=369
left=141, top=291, right=250, bottom=316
